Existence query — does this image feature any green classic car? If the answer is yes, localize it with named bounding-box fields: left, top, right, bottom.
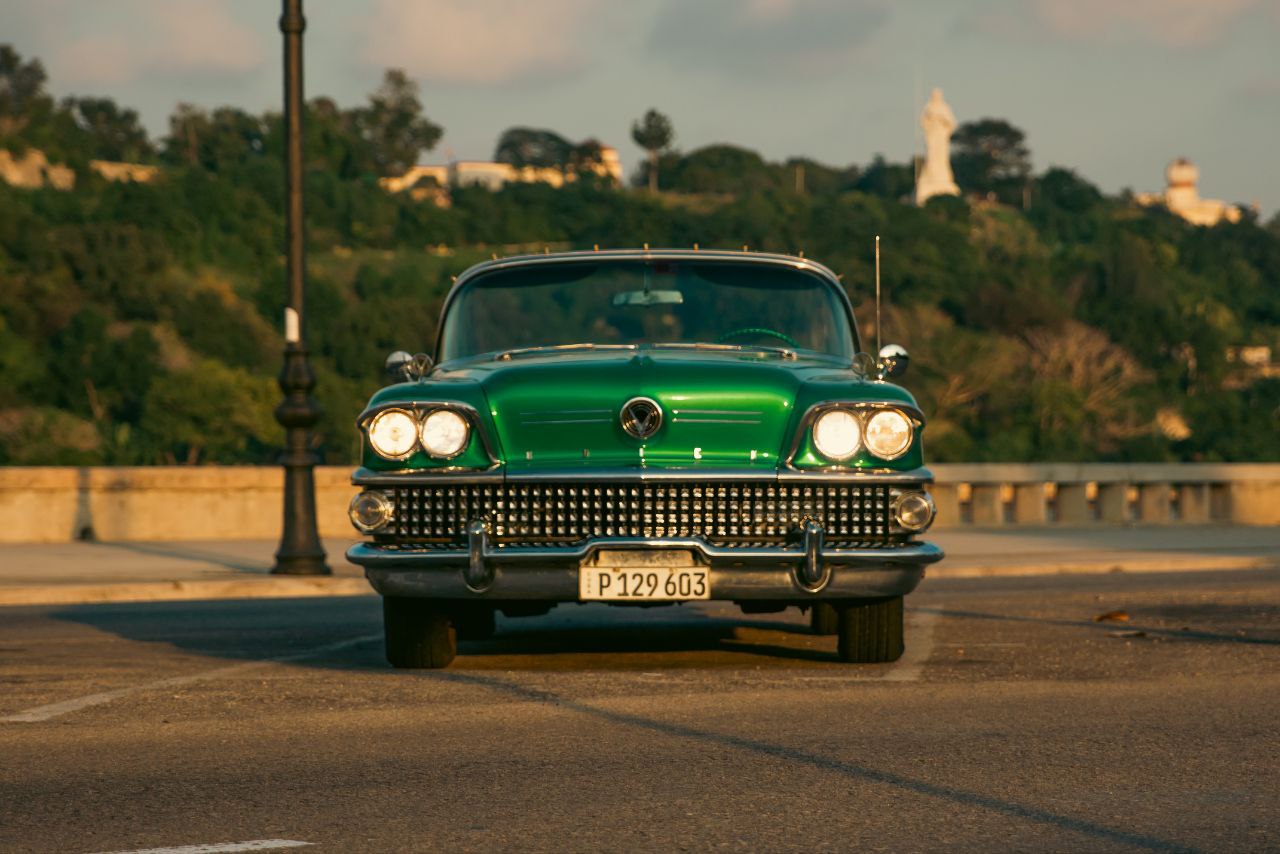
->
left=346, top=248, right=942, bottom=668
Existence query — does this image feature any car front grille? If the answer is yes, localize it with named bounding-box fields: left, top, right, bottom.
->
left=388, top=480, right=894, bottom=545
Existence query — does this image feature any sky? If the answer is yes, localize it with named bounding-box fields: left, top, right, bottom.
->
left=4, top=0, right=1279, bottom=215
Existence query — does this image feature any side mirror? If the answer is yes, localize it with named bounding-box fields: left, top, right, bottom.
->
left=386, top=350, right=433, bottom=382
left=877, top=343, right=909, bottom=379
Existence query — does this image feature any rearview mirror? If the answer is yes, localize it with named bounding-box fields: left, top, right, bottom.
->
left=878, top=343, right=909, bottom=379
left=612, top=289, right=684, bottom=307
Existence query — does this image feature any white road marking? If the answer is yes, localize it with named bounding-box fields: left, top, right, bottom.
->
left=94, top=840, right=311, bottom=854
left=2, top=633, right=380, bottom=724
left=882, top=605, right=941, bottom=682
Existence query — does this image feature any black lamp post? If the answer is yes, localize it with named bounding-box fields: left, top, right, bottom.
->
left=272, top=0, right=329, bottom=575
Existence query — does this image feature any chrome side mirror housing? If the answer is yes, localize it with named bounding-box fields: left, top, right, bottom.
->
left=877, top=343, right=909, bottom=380
left=385, top=350, right=433, bottom=382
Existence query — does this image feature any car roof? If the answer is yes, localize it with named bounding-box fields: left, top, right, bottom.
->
left=449, top=247, right=843, bottom=291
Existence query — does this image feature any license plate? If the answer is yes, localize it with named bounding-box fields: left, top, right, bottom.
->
left=580, top=551, right=710, bottom=601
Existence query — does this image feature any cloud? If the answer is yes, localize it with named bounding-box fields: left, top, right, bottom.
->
left=51, top=0, right=265, bottom=85
left=358, top=0, right=603, bottom=86
left=648, top=0, right=890, bottom=79
left=984, top=0, right=1273, bottom=48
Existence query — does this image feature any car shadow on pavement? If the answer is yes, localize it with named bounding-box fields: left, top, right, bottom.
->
left=418, top=668, right=1197, bottom=854
left=49, top=597, right=844, bottom=671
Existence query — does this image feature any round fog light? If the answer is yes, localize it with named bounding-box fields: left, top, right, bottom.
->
left=349, top=490, right=394, bottom=533
left=894, top=491, right=935, bottom=532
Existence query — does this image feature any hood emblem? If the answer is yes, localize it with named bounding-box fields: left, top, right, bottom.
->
left=620, top=397, right=663, bottom=439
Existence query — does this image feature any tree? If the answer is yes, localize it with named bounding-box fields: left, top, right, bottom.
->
left=663, top=144, right=778, bottom=194
left=140, top=359, right=279, bottom=464
left=569, top=137, right=605, bottom=174
left=62, top=96, right=153, bottom=162
left=493, top=127, right=573, bottom=169
left=0, top=44, right=53, bottom=137
left=162, top=105, right=269, bottom=171
left=951, top=118, right=1031, bottom=203
left=854, top=155, right=914, bottom=201
left=353, top=69, right=442, bottom=175
left=631, top=108, right=673, bottom=192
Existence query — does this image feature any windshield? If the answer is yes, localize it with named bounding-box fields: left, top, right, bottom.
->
left=439, top=260, right=855, bottom=362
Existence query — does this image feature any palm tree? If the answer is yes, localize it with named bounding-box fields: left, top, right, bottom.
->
left=630, top=108, right=673, bottom=192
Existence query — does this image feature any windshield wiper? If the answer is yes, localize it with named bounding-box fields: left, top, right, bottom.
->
left=494, top=343, right=638, bottom=361
left=650, top=342, right=798, bottom=360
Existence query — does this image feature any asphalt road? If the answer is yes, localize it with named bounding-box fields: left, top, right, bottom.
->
left=1, top=568, right=1277, bottom=853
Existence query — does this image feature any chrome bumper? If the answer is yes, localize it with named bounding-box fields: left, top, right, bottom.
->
left=348, top=527, right=942, bottom=601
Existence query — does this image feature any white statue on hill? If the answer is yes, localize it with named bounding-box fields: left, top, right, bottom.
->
left=915, top=88, right=961, bottom=206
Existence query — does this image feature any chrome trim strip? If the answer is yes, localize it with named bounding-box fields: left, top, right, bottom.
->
left=349, top=538, right=943, bottom=567
left=353, top=466, right=505, bottom=486
left=352, top=465, right=935, bottom=485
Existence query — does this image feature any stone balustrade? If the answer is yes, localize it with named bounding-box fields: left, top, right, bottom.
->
left=0, top=463, right=1276, bottom=543
left=927, top=463, right=1280, bottom=528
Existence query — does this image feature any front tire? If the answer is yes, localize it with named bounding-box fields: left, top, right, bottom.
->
left=810, top=603, right=839, bottom=635
left=836, top=597, right=904, bottom=663
left=383, top=596, right=457, bottom=669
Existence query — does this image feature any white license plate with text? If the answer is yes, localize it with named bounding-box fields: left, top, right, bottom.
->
left=579, top=550, right=710, bottom=601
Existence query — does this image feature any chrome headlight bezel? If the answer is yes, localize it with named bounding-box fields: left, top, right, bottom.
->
left=419, top=408, right=470, bottom=459
left=892, top=490, right=935, bottom=532
left=349, top=489, right=394, bottom=533
left=366, top=408, right=420, bottom=460
left=864, top=409, right=914, bottom=461
left=812, top=408, right=862, bottom=461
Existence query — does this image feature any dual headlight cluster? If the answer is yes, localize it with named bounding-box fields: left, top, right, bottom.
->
left=367, top=407, right=470, bottom=460
left=812, top=407, right=913, bottom=463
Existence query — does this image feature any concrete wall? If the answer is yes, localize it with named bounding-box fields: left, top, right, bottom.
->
left=0, top=463, right=1276, bottom=543
left=0, top=467, right=356, bottom=544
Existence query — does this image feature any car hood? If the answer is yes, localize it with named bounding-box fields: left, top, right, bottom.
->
left=426, top=349, right=899, bottom=472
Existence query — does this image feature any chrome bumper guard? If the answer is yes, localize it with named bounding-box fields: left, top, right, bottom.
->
left=348, top=523, right=943, bottom=601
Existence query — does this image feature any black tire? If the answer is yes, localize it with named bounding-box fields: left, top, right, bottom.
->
left=383, top=596, right=457, bottom=669
left=810, top=602, right=839, bottom=635
left=453, top=604, right=497, bottom=641
left=836, top=596, right=905, bottom=663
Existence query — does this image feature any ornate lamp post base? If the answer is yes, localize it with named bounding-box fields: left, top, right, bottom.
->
left=273, top=343, right=329, bottom=575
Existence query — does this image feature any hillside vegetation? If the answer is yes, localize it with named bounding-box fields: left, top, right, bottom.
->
left=1, top=46, right=1278, bottom=465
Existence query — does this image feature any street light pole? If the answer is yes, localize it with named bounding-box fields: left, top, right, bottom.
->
left=272, top=0, right=329, bottom=575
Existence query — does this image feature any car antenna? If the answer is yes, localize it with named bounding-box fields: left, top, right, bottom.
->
left=874, top=235, right=882, bottom=357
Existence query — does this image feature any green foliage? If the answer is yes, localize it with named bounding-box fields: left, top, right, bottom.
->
left=494, top=127, right=573, bottom=169
left=1, top=49, right=1277, bottom=466
left=952, top=118, right=1032, bottom=204
left=139, top=359, right=280, bottom=464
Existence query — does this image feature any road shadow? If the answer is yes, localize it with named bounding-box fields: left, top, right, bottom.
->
left=916, top=603, right=1280, bottom=646
left=47, top=597, right=844, bottom=672
left=416, top=669, right=1199, bottom=854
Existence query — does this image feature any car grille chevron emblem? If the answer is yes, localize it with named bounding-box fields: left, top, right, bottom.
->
left=620, top=397, right=663, bottom=439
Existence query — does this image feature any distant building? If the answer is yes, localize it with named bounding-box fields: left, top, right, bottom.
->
left=0, top=149, right=76, bottom=190
left=1135, top=158, right=1241, bottom=227
left=0, top=149, right=159, bottom=190
left=379, top=145, right=624, bottom=204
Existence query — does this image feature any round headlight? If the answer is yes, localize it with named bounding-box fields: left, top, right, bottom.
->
left=349, top=490, right=394, bottom=533
left=368, top=409, right=418, bottom=459
left=893, top=491, right=935, bottom=532
left=813, top=409, right=861, bottom=461
left=420, top=409, right=469, bottom=458
left=865, top=409, right=913, bottom=460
